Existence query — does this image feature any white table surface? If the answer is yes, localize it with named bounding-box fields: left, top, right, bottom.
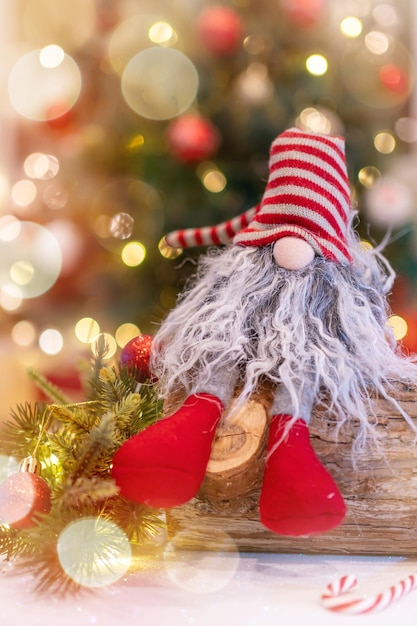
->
left=2, top=550, right=417, bottom=626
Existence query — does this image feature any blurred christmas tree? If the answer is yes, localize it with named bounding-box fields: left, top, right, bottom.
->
left=1, top=0, right=417, bottom=409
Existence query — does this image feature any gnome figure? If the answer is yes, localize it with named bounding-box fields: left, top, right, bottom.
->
left=113, top=127, right=417, bottom=536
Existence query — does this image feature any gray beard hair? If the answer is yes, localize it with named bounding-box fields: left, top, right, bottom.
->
left=151, top=243, right=417, bottom=452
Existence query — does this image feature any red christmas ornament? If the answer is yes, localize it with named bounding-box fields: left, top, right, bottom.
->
left=281, top=0, right=325, bottom=28
left=0, top=459, right=52, bottom=529
left=166, top=114, right=221, bottom=163
left=196, top=6, right=243, bottom=56
left=379, top=64, right=408, bottom=94
left=121, top=334, right=154, bottom=382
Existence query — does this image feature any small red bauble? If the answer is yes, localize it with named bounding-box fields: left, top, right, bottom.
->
left=0, top=471, right=52, bottom=529
left=166, top=114, right=221, bottom=163
left=121, top=334, right=154, bottom=382
left=281, top=0, right=325, bottom=28
left=379, top=64, right=408, bottom=94
left=196, top=6, right=243, bottom=56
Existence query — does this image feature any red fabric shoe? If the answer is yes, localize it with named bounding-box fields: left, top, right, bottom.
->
left=259, top=414, right=346, bottom=536
left=112, top=393, right=223, bottom=508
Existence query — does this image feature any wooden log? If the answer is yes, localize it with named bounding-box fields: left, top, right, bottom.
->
left=166, top=383, right=417, bottom=555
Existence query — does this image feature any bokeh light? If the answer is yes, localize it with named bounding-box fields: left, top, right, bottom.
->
left=11, top=320, right=36, bottom=347
left=110, top=212, right=135, bottom=239
left=8, top=48, right=82, bottom=121
left=121, top=241, right=146, bottom=267
left=158, top=237, right=183, bottom=259
left=121, top=47, right=199, bottom=120
left=148, top=22, right=178, bottom=46
left=365, top=31, right=390, bottom=55
left=40, top=45, right=65, bottom=68
left=91, top=333, right=117, bottom=359
left=115, top=323, right=140, bottom=348
left=11, top=180, right=37, bottom=206
left=358, top=166, right=381, bottom=188
left=364, top=176, right=414, bottom=227
left=386, top=315, right=408, bottom=341
left=75, top=317, right=101, bottom=344
left=374, top=131, right=396, bottom=153
left=0, top=286, right=23, bottom=312
left=24, top=153, right=59, bottom=180
left=91, top=178, right=163, bottom=251
left=305, top=54, right=328, bottom=76
left=234, top=63, right=274, bottom=105
left=395, top=117, right=417, bottom=143
left=43, top=182, right=69, bottom=210
left=0, top=221, right=62, bottom=298
left=163, top=528, right=239, bottom=594
left=197, top=163, right=227, bottom=193
left=340, top=17, right=362, bottom=38
left=39, top=328, right=64, bottom=355
left=57, top=517, right=131, bottom=588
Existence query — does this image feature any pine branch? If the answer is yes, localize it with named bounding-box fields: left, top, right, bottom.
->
left=55, top=476, right=119, bottom=509
left=27, top=368, right=72, bottom=405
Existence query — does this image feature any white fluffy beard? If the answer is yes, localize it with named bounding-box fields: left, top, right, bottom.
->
left=151, top=243, right=417, bottom=451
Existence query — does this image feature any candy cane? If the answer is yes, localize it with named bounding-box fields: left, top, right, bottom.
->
left=321, top=573, right=417, bottom=614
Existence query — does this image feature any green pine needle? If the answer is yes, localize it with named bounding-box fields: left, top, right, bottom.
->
left=0, top=351, right=165, bottom=594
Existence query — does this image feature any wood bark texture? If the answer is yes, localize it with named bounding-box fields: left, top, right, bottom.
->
left=166, top=384, right=417, bottom=555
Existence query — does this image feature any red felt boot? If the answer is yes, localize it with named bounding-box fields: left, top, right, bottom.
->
left=112, top=393, right=223, bottom=508
left=259, top=414, right=346, bottom=536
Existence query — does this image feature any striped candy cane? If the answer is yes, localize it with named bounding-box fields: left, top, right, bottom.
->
left=321, top=573, right=417, bottom=614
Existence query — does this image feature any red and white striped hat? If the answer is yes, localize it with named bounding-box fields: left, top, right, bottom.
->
left=165, top=127, right=353, bottom=264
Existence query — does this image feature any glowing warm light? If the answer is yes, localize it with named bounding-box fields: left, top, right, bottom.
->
left=0, top=286, right=23, bottom=312
left=11, top=180, right=37, bottom=206
left=8, top=49, right=82, bottom=122
left=75, top=317, right=101, bottom=344
left=126, top=134, right=145, bottom=151
left=386, top=315, right=408, bottom=341
left=148, top=22, right=177, bottom=46
left=57, top=517, right=131, bottom=588
left=11, top=320, right=36, bottom=347
left=39, top=328, right=64, bottom=355
left=110, top=212, right=134, bottom=239
left=373, top=3, right=398, bottom=27
left=10, top=261, right=35, bottom=286
left=298, top=107, right=331, bottom=134
left=0, top=222, right=62, bottom=298
left=121, top=241, right=146, bottom=267
left=305, top=54, right=328, bottom=76
left=395, top=117, right=417, bottom=143
left=91, top=333, right=117, bottom=359
left=163, top=529, right=239, bottom=593
left=39, top=45, right=65, bottom=68
left=374, top=131, right=396, bottom=154
left=43, top=182, right=68, bottom=209
left=121, top=47, right=199, bottom=120
left=243, top=35, right=267, bottom=55
left=358, top=166, right=381, bottom=188
left=0, top=216, right=21, bottom=242
left=365, top=31, right=389, bottom=55
left=24, top=153, right=59, bottom=180
left=234, top=63, right=273, bottom=105
left=115, top=323, right=141, bottom=348
left=340, top=17, right=362, bottom=38
left=158, top=237, right=183, bottom=259
left=197, top=164, right=227, bottom=193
